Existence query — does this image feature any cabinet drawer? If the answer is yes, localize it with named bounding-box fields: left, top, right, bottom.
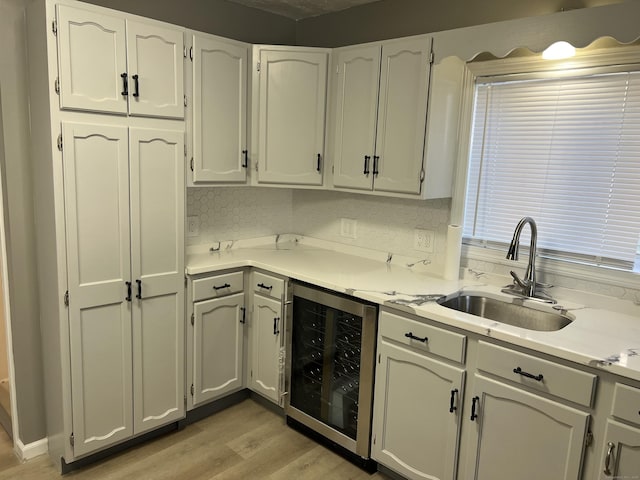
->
left=477, top=341, right=596, bottom=407
left=193, top=271, right=243, bottom=302
left=612, top=383, right=640, bottom=426
left=253, top=271, right=284, bottom=300
left=379, top=310, right=466, bottom=364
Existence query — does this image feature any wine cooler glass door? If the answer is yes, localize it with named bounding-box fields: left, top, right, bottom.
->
left=290, top=295, right=364, bottom=440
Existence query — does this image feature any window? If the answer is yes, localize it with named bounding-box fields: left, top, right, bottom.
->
left=464, top=63, right=640, bottom=273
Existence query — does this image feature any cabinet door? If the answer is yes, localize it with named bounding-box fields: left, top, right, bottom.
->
left=130, top=127, right=185, bottom=434
left=250, top=294, right=282, bottom=403
left=332, top=45, right=381, bottom=191
left=126, top=19, right=184, bottom=119
left=62, top=122, right=133, bottom=456
left=374, top=37, right=432, bottom=195
left=257, top=49, right=327, bottom=186
left=372, top=341, right=465, bottom=480
left=465, top=375, right=589, bottom=480
left=56, top=4, right=128, bottom=114
left=599, top=420, right=640, bottom=480
left=193, top=293, right=245, bottom=406
left=192, top=34, right=248, bottom=183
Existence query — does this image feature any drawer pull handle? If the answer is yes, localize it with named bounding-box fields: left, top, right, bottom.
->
left=257, top=283, right=273, bottom=291
left=213, top=283, right=231, bottom=290
left=136, top=279, right=142, bottom=300
left=240, top=307, right=246, bottom=324
left=513, top=367, right=544, bottom=382
left=125, top=281, right=132, bottom=302
left=604, top=441, right=615, bottom=476
left=449, top=389, right=458, bottom=413
left=470, top=396, right=479, bottom=421
left=404, top=332, right=428, bottom=343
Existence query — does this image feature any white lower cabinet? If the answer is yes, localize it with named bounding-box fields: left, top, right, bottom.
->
left=596, top=383, right=640, bottom=479
left=463, top=375, right=589, bottom=480
left=372, top=341, right=465, bottom=480
left=599, top=420, right=640, bottom=479
left=187, top=271, right=245, bottom=410
left=372, top=309, right=466, bottom=480
left=248, top=271, right=286, bottom=404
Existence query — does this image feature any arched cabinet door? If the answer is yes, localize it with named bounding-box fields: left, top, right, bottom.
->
left=256, top=47, right=328, bottom=186
left=193, top=293, right=245, bottom=406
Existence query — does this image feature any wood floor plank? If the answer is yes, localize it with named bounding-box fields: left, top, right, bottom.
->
left=0, top=399, right=389, bottom=480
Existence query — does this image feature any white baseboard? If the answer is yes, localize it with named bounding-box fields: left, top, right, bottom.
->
left=16, top=437, right=48, bottom=461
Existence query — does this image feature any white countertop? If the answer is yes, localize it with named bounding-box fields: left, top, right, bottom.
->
left=186, top=236, right=640, bottom=383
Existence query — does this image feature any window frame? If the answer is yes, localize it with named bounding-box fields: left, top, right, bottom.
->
left=451, top=43, right=640, bottom=289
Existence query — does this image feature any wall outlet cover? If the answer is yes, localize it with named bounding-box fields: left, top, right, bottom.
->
left=414, top=228, right=435, bottom=252
left=187, top=216, right=200, bottom=237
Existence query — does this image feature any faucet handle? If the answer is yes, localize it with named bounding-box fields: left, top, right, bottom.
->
left=509, top=270, right=527, bottom=289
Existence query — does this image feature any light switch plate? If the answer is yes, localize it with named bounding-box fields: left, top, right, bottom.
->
left=340, top=218, right=357, bottom=239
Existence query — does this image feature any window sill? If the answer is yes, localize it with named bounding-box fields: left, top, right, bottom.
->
left=462, top=243, right=640, bottom=292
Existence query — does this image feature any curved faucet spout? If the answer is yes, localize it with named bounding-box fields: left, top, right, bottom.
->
left=506, top=217, right=538, bottom=298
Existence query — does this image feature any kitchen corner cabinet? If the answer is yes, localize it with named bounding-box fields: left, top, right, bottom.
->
left=189, top=32, right=249, bottom=184
left=372, top=310, right=466, bottom=480
left=63, top=122, right=185, bottom=456
left=331, top=36, right=432, bottom=196
left=55, top=3, right=184, bottom=118
left=596, top=383, right=640, bottom=479
left=186, top=271, right=245, bottom=410
left=248, top=271, right=287, bottom=405
left=251, top=45, right=330, bottom=187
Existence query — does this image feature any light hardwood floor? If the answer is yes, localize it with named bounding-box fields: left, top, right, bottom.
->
left=0, top=399, right=391, bottom=479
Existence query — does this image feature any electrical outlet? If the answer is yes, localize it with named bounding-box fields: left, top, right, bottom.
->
left=340, top=218, right=357, bottom=239
left=187, top=216, right=200, bottom=237
left=414, top=228, right=435, bottom=253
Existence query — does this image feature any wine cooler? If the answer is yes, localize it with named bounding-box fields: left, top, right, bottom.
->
left=284, top=281, right=378, bottom=466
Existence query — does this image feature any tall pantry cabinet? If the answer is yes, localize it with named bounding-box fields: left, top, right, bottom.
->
left=27, top=0, right=186, bottom=470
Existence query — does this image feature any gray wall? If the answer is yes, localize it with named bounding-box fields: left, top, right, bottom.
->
left=0, top=0, right=46, bottom=444
left=295, top=0, right=630, bottom=47
left=82, top=0, right=296, bottom=44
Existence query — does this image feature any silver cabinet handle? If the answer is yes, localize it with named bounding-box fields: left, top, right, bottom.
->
left=604, top=441, right=615, bottom=476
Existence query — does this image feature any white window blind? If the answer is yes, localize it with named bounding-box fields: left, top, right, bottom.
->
left=464, top=69, right=640, bottom=271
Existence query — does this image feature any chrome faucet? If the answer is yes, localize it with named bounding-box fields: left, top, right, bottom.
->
left=503, top=217, right=555, bottom=303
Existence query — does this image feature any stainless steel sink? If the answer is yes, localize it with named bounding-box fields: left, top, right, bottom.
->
left=438, top=294, right=573, bottom=331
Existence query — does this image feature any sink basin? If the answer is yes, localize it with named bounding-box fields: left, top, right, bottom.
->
left=438, top=294, right=573, bottom=331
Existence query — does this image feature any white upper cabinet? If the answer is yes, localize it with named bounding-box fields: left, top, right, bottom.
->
left=332, top=45, right=381, bottom=190
left=125, top=20, right=185, bottom=118
left=253, top=46, right=329, bottom=186
left=56, top=5, right=128, bottom=114
left=191, top=33, right=249, bottom=183
left=56, top=3, right=184, bottom=118
left=331, top=36, right=433, bottom=196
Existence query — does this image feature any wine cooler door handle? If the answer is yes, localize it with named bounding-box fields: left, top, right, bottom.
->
left=273, top=317, right=280, bottom=335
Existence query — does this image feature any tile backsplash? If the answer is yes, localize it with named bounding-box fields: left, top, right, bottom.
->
left=186, top=187, right=451, bottom=267
left=186, top=186, right=640, bottom=305
left=186, top=187, right=293, bottom=245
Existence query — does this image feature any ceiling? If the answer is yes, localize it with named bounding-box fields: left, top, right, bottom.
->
left=225, top=0, right=382, bottom=20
